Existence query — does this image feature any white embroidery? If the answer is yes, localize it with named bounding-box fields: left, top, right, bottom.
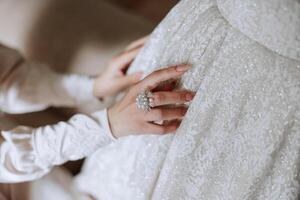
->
left=76, top=0, right=300, bottom=199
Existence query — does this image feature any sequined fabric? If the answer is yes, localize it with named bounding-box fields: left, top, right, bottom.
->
left=75, top=0, right=300, bottom=199
left=217, top=0, right=300, bottom=61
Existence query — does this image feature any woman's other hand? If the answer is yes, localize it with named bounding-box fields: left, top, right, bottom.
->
left=93, top=36, right=149, bottom=98
left=108, top=64, right=195, bottom=138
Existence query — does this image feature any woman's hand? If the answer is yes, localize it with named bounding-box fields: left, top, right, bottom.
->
left=108, top=64, right=194, bottom=138
left=93, top=36, right=149, bottom=98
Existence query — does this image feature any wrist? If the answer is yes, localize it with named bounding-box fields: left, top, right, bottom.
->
left=107, top=107, right=119, bottom=139
left=63, top=74, right=98, bottom=104
left=93, top=76, right=104, bottom=99
left=92, top=108, right=117, bottom=141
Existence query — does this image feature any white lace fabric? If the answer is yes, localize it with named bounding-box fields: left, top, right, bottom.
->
left=75, top=0, right=300, bottom=199
left=0, top=43, right=118, bottom=184
left=0, top=44, right=102, bottom=114
left=217, top=0, right=300, bottom=61
left=1, top=0, right=298, bottom=199
left=0, top=109, right=115, bottom=183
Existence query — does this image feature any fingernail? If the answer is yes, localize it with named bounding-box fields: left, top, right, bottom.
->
left=175, top=64, right=191, bottom=72
left=185, top=92, right=195, bottom=101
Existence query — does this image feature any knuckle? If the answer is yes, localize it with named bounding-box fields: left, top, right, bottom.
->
left=180, top=93, right=187, bottom=101
left=153, top=93, right=164, bottom=103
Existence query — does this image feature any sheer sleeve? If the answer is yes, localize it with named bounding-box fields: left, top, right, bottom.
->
left=0, top=109, right=115, bottom=183
left=0, top=44, right=101, bottom=114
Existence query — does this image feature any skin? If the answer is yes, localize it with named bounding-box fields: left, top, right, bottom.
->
left=0, top=37, right=191, bottom=148
left=93, top=36, right=149, bottom=98
left=108, top=64, right=195, bottom=138
left=0, top=37, right=193, bottom=200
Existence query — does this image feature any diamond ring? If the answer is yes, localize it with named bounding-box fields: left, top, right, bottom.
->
left=136, top=90, right=153, bottom=112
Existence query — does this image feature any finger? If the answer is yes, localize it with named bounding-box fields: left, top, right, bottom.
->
left=146, top=107, right=188, bottom=121
left=138, top=64, right=191, bottom=91
left=143, top=120, right=181, bottom=135
left=125, top=35, right=149, bottom=51
left=116, top=72, right=143, bottom=91
left=152, top=79, right=178, bottom=92
left=150, top=91, right=195, bottom=107
left=112, top=47, right=142, bottom=71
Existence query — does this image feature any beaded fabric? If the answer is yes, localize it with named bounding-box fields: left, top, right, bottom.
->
left=75, top=0, right=300, bottom=199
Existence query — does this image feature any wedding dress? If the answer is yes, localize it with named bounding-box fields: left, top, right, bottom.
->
left=0, top=43, right=114, bottom=200
left=0, top=44, right=103, bottom=114
left=1, top=0, right=299, bottom=199
left=74, top=0, right=300, bottom=199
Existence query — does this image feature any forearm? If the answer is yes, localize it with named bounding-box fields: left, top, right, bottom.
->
left=32, top=109, right=114, bottom=167
left=0, top=44, right=104, bottom=114
left=0, top=61, right=104, bottom=114
left=0, top=109, right=115, bottom=183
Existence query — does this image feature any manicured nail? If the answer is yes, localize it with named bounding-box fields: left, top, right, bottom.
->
left=185, top=92, right=195, bottom=101
left=175, top=64, right=191, bottom=72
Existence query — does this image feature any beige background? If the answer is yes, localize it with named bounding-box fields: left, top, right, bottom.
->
left=0, top=0, right=178, bottom=127
left=0, top=0, right=177, bottom=174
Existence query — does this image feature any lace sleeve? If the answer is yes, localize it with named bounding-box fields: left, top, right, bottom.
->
left=0, top=109, right=115, bottom=183
left=0, top=44, right=103, bottom=114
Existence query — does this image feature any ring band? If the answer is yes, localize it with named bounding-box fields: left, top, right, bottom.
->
left=136, top=90, right=153, bottom=112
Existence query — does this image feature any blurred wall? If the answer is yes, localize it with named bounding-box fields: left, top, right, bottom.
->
left=108, top=0, right=179, bottom=22
left=0, top=0, right=177, bottom=127
left=0, top=0, right=154, bottom=75
left=0, top=0, right=178, bottom=174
